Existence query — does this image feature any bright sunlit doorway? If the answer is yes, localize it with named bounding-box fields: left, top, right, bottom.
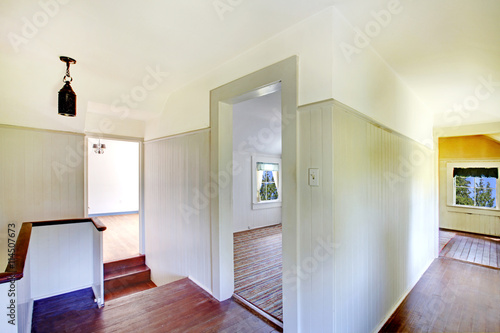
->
left=87, top=138, right=141, bottom=262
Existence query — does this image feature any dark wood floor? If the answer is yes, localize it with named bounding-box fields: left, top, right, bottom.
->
left=31, top=278, right=280, bottom=333
left=440, top=230, right=500, bottom=269
left=380, top=257, right=500, bottom=332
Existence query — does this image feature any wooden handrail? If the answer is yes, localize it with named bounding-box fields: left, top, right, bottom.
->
left=0, top=218, right=106, bottom=284
left=29, top=217, right=107, bottom=231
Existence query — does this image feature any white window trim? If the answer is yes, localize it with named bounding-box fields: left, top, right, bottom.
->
left=446, top=162, right=500, bottom=214
left=252, top=154, right=282, bottom=210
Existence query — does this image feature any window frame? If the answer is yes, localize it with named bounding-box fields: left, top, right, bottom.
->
left=447, top=162, right=500, bottom=212
left=251, top=154, right=282, bottom=210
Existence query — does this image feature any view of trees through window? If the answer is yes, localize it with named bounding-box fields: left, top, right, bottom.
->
left=455, top=175, right=496, bottom=208
left=259, top=170, right=279, bottom=201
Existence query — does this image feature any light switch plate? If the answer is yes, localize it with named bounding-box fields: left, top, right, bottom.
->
left=308, top=168, right=319, bottom=186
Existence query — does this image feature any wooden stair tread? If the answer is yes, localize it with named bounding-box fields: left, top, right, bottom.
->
left=104, top=264, right=150, bottom=281
left=103, top=254, right=155, bottom=302
left=104, top=254, right=145, bottom=274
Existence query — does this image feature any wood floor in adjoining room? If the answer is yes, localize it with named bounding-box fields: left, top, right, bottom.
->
left=234, top=224, right=283, bottom=322
left=31, top=278, right=280, bottom=333
left=97, top=214, right=140, bottom=262
left=440, top=229, right=500, bottom=269
left=380, top=257, right=500, bottom=333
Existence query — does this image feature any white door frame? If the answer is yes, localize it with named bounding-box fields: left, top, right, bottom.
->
left=84, top=134, right=145, bottom=255
left=209, top=56, right=298, bottom=330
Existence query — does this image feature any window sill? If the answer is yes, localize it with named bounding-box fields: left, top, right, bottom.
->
left=447, top=204, right=500, bottom=217
left=252, top=201, right=282, bottom=210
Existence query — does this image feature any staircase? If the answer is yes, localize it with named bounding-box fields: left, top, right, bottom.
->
left=104, top=254, right=156, bottom=301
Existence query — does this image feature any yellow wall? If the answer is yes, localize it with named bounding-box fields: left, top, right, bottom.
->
left=439, top=135, right=500, bottom=236
left=439, top=135, right=500, bottom=160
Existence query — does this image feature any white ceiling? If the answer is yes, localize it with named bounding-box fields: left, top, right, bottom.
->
left=334, top=0, right=500, bottom=127
left=1, top=0, right=499, bottom=130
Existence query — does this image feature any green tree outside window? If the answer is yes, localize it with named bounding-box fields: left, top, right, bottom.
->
left=260, top=170, right=279, bottom=201
left=455, top=175, right=496, bottom=208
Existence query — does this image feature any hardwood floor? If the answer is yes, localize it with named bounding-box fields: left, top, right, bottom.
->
left=439, top=229, right=456, bottom=252
left=97, top=214, right=140, bottom=262
left=31, top=278, right=280, bottom=333
left=234, top=225, right=283, bottom=322
left=380, top=257, right=500, bottom=332
left=440, top=229, right=500, bottom=269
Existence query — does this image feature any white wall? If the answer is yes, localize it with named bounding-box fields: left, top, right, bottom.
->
left=145, top=7, right=432, bottom=147
left=0, top=126, right=85, bottom=269
left=30, top=223, right=94, bottom=300
left=144, top=130, right=211, bottom=290
left=145, top=7, right=334, bottom=140
left=232, top=92, right=282, bottom=232
left=0, top=281, right=16, bottom=333
left=331, top=7, right=433, bottom=146
left=297, top=100, right=436, bottom=333
left=17, top=245, right=31, bottom=333
left=85, top=112, right=145, bottom=139
left=88, top=139, right=139, bottom=215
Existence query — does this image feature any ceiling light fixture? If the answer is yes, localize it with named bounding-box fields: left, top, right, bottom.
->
left=58, top=56, right=77, bottom=117
left=93, top=139, right=106, bottom=154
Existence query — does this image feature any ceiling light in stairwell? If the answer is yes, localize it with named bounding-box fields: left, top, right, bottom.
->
left=93, top=139, right=106, bottom=154
left=58, top=56, right=77, bottom=117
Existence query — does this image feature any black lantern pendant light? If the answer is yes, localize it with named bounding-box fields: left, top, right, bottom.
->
left=58, top=56, right=77, bottom=117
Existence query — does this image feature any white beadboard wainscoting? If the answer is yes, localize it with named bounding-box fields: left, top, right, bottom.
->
left=0, top=125, right=101, bottom=333
left=144, top=130, right=212, bottom=291
left=30, top=223, right=95, bottom=300
left=0, top=125, right=85, bottom=268
left=0, top=221, right=104, bottom=333
left=232, top=152, right=282, bottom=232
left=297, top=100, right=436, bottom=333
left=439, top=160, right=500, bottom=236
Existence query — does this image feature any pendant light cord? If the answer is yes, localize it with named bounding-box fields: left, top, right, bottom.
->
left=63, top=61, right=73, bottom=83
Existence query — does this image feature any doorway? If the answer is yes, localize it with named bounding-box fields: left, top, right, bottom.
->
left=87, top=138, right=141, bottom=262
left=209, top=56, right=298, bottom=330
left=232, top=89, right=283, bottom=322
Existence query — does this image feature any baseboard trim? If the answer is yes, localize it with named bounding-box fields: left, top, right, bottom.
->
left=92, top=285, right=104, bottom=308
left=187, top=276, right=212, bottom=296
left=32, top=284, right=94, bottom=301
left=89, top=211, right=138, bottom=217
left=232, top=293, right=283, bottom=331
left=233, top=223, right=282, bottom=235
left=440, top=227, right=500, bottom=240
left=24, top=299, right=34, bottom=333
left=372, top=257, right=434, bottom=333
